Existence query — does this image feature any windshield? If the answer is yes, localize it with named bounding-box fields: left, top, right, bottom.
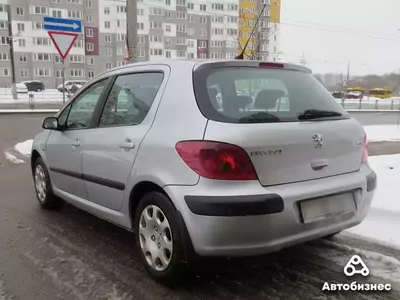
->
left=193, top=66, right=350, bottom=123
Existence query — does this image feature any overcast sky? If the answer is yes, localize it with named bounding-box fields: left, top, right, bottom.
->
left=280, top=0, right=400, bottom=76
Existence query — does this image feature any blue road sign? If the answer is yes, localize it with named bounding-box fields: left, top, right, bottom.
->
left=43, top=17, right=82, bottom=33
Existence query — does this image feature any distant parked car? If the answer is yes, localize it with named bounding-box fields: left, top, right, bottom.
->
left=21, top=80, right=46, bottom=92
left=331, top=91, right=345, bottom=99
left=346, top=91, right=363, bottom=100
left=16, top=83, right=28, bottom=93
left=58, top=80, right=87, bottom=93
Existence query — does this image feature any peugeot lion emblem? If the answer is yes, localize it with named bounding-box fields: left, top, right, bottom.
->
left=312, top=134, right=323, bottom=148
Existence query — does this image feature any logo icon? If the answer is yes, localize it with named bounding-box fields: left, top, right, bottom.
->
left=344, top=255, right=369, bottom=277
left=312, top=134, right=323, bottom=148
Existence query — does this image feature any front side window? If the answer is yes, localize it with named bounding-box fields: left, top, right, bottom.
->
left=64, top=79, right=109, bottom=129
left=99, top=72, right=164, bottom=127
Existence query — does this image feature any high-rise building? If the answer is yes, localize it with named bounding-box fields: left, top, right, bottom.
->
left=238, top=0, right=280, bottom=61
left=0, top=0, right=279, bottom=88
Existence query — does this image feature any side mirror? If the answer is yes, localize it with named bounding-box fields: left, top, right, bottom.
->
left=42, top=117, right=59, bottom=130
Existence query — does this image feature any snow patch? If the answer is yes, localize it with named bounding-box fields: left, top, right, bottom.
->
left=14, top=140, right=33, bottom=157
left=364, top=125, right=400, bottom=142
left=0, top=280, right=7, bottom=300
left=4, top=151, right=25, bottom=165
left=346, top=154, right=400, bottom=249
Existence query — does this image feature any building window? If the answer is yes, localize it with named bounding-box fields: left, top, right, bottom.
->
left=20, top=70, right=28, bottom=78
left=200, top=17, right=207, bottom=24
left=199, top=41, right=207, bottom=48
left=52, top=10, right=62, bottom=18
left=165, top=51, right=171, bottom=58
left=86, top=28, right=93, bottom=37
left=87, top=43, right=94, bottom=51
left=68, top=10, right=83, bottom=19
left=177, top=50, right=186, bottom=58
left=88, top=70, right=95, bottom=78
left=74, top=40, right=84, bottom=48
left=200, top=4, right=206, bottom=11
left=117, top=6, right=126, bottom=13
left=104, top=7, right=110, bottom=14
left=1, top=68, right=10, bottom=76
left=150, top=49, right=163, bottom=56
left=87, top=57, right=95, bottom=65
left=138, top=36, right=145, bottom=44
left=104, top=21, right=111, bottom=28
left=86, top=15, right=93, bottom=23
left=0, top=53, right=9, bottom=60
left=18, top=39, right=26, bottom=47
left=177, top=25, right=186, bottom=33
left=176, top=37, right=185, bottom=45
left=105, top=48, right=112, bottom=56
left=188, top=15, right=194, bottom=22
left=166, top=12, right=172, bottom=19
left=70, top=69, right=85, bottom=77
left=165, top=25, right=171, bottom=32
left=150, top=35, right=163, bottom=43
left=187, top=53, right=195, bottom=59
left=150, top=8, right=163, bottom=15
left=0, top=22, right=6, bottom=29
left=67, top=0, right=82, bottom=3
left=199, top=53, right=207, bottom=59
left=31, top=6, right=49, bottom=15
left=137, top=49, right=145, bottom=57
left=85, top=0, right=92, bottom=8
left=34, top=53, right=52, bottom=61
left=212, top=16, right=223, bottom=23
left=17, top=23, right=25, bottom=32
left=200, top=29, right=207, bottom=36
left=165, top=0, right=171, bottom=5
left=117, top=34, right=126, bottom=42
left=20, top=54, right=27, bottom=62
left=187, top=40, right=194, bottom=47
left=177, top=12, right=186, bottom=19
left=33, top=21, right=43, bottom=30
left=54, top=55, right=62, bottom=63
left=0, top=37, right=7, bottom=45
left=69, top=54, right=85, bottom=63
left=176, top=0, right=186, bottom=6
left=56, top=70, right=63, bottom=78
left=105, top=34, right=112, bottom=43
left=137, top=22, right=144, bottom=30
left=150, top=22, right=162, bottom=29
left=35, top=69, right=52, bottom=77
left=187, top=3, right=194, bottom=10
left=211, top=3, right=224, bottom=10
left=106, top=62, right=112, bottom=70
left=188, top=28, right=194, bottom=35
left=16, top=7, right=24, bottom=16
left=34, top=37, right=51, bottom=46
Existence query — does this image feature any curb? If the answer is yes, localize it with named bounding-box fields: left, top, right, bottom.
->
left=0, top=109, right=59, bottom=113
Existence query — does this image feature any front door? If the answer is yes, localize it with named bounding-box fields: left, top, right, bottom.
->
left=81, top=71, right=166, bottom=211
left=45, top=78, right=110, bottom=200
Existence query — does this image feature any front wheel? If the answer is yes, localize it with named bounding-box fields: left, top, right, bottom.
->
left=134, top=192, right=187, bottom=285
left=33, top=157, right=63, bottom=210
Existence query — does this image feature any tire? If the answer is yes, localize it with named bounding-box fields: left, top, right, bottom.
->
left=134, top=192, right=188, bottom=286
left=36, top=88, right=42, bottom=92
left=33, top=157, right=63, bottom=211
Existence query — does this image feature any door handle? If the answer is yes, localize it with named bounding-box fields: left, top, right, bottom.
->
left=119, top=139, right=135, bottom=150
left=72, top=139, right=80, bottom=147
left=311, top=159, right=328, bottom=171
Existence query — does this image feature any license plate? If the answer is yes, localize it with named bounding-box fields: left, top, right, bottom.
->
left=300, top=192, right=356, bottom=224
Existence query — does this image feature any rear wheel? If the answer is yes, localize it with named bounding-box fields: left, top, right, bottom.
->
left=33, top=157, right=63, bottom=210
left=134, top=192, right=187, bottom=286
left=36, top=88, right=42, bottom=92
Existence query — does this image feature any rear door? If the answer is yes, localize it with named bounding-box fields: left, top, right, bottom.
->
left=194, top=62, right=366, bottom=186
left=81, top=67, right=168, bottom=211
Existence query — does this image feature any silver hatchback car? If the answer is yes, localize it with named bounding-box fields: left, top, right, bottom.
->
left=31, top=60, right=376, bottom=284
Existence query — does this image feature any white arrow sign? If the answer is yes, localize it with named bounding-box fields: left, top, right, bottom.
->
left=45, top=22, right=80, bottom=30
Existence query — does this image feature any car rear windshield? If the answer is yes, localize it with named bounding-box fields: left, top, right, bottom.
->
left=193, top=66, right=350, bottom=123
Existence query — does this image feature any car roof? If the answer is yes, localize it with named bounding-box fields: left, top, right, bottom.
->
left=105, top=59, right=312, bottom=75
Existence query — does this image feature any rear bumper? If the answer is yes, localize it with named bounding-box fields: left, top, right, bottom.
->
left=164, top=165, right=376, bottom=257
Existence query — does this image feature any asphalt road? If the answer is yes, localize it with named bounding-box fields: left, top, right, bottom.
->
left=1, top=114, right=400, bottom=300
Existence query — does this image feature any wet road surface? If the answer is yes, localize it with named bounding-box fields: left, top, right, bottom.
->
left=0, top=114, right=400, bottom=299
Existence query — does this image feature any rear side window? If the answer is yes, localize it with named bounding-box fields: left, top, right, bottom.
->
left=193, top=66, right=349, bottom=123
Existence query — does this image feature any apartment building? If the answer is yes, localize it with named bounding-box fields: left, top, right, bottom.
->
left=0, top=0, right=279, bottom=88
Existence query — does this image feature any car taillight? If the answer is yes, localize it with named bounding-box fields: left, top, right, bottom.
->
left=175, top=141, right=258, bottom=180
left=361, top=135, right=368, bottom=163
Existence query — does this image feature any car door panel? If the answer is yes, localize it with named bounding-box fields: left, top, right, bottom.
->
left=81, top=69, right=168, bottom=211
left=44, top=78, right=111, bottom=200
left=46, top=130, right=87, bottom=199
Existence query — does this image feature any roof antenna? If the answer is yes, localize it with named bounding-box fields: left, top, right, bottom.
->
left=235, top=4, right=267, bottom=60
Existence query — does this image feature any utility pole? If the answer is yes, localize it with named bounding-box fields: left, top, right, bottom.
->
left=126, top=0, right=137, bottom=63
left=6, top=4, right=17, bottom=100
left=346, top=61, right=350, bottom=83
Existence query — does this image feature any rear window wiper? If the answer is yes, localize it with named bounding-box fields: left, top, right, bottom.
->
left=297, top=109, right=343, bottom=120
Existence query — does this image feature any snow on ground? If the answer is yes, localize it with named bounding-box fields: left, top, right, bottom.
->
left=15, top=140, right=33, bottom=157
left=345, top=154, right=400, bottom=249
left=3, top=151, right=25, bottom=164
left=364, top=125, right=400, bottom=142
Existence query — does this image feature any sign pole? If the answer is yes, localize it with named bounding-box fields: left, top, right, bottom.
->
left=62, top=59, right=65, bottom=105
